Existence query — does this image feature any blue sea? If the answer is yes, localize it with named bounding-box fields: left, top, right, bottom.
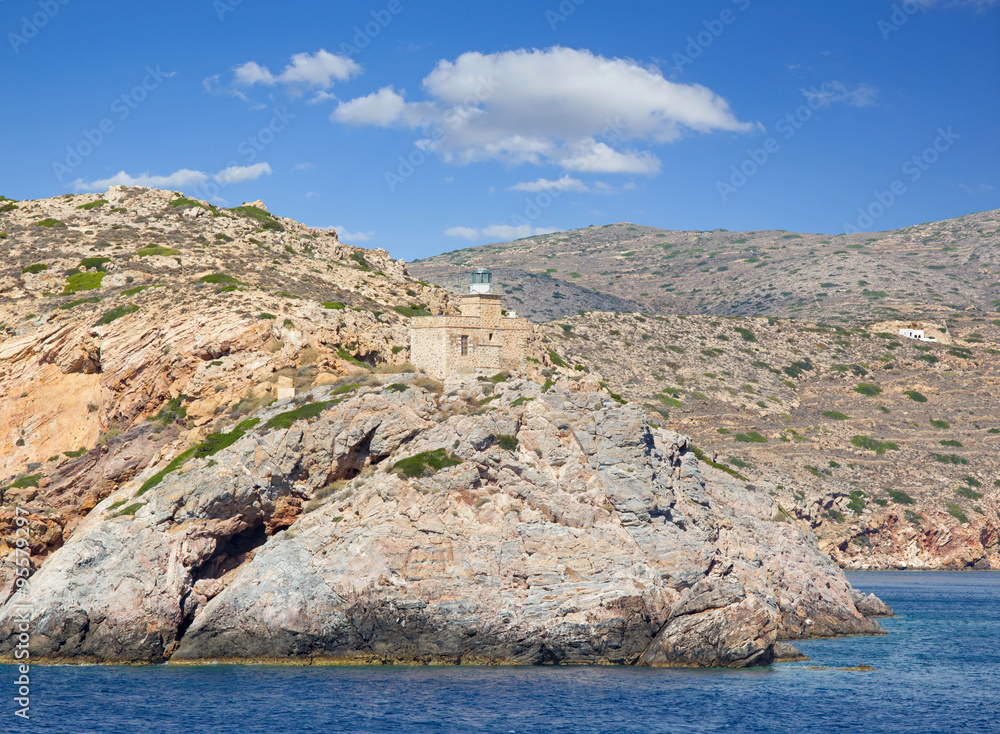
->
left=5, top=571, right=998, bottom=733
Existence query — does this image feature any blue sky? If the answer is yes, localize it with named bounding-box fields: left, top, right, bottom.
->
left=2, top=0, right=998, bottom=260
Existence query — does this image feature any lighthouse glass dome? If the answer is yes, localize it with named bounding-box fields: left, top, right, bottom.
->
left=470, top=268, right=493, bottom=294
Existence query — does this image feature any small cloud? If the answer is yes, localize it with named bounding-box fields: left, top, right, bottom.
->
left=71, top=169, right=209, bottom=192
left=308, top=90, right=338, bottom=105
left=234, top=50, right=361, bottom=90
left=445, top=224, right=558, bottom=241
left=333, top=225, right=374, bottom=242
left=802, top=81, right=878, bottom=108
left=955, top=182, right=995, bottom=195
left=305, top=191, right=320, bottom=199
left=214, top=162, right=272, bottom=185
left=71, top=163, right=272, bottom=193
left=292, top=162, right=314, bottom=172
left=509, top=175, right=589, bottom=193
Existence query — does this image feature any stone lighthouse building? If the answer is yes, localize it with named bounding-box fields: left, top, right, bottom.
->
left=409, top=269, right=529, bottom=378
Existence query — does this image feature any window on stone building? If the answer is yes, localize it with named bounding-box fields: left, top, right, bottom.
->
left=460, top=335, right=468, bottom=356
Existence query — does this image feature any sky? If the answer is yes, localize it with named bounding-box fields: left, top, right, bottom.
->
left=2, top=0, right=998, bottom=261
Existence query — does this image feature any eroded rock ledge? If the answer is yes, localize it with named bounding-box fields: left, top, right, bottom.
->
left=0, top=375, right=884, bottom=667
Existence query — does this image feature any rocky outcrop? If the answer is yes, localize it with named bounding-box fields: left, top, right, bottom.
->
left=851, top=590, right=895, bottom=617
left=0, top=375, right=884, bottom=666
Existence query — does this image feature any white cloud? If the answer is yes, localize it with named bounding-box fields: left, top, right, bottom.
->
left=214, top=162, right=272, bottom=185
left=71, top=169, right=209, bottom=192
left=234, top=50, right=361, bottom=90
left=802, top=81, right=878, bottom=108
left=334, top=226, right=374, bottom=242
left=71, top=163, right=271, bottom=193
left=292, top=162, right=314, bottom=172
left=333, top=47, right=754, bottom=175
left=305, top=191, right=320, bottom=199
left=445, top=224, right=558, bottom=241
left=509, top=175, right=589, bottom=193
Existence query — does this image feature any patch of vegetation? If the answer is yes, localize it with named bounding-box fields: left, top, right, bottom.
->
left=509, top=396, right=534, bottom=407
left=229, top=204, right=284, bottom=232
left=855, top=383, right=882, bottom=397
left=59, top=295, right=101, bottom=310
left=888, top=489, right=916, bottom=505
left=847, top=490, right=866, bottom=515
left=384, top=383, right=409, bottom=393
left=851, top=435, right=899, bottom=454
left=496, top=434, right=519, bottom=452
left=391, top=448, right=461, bottom=478
left=35, top=218, right=66, bottom=228
left=136, top=417, right=260, bottom=496
left=322, top=301, right=345, bottom=310
left=76, top=199, right=108, bottom=210
left=21, top=263, right=48, bottom=275
left=541, top=379, right=556, bottom=393
left=258, top=313, right=276, bottom=320
left=137, top=245, right=180, bottom=257
left=149, top=395, right=187, bottom=425
left=548, top=351, right=568, bottom=368
left=930, top=420, right=950, bottom=429
left=822, top=411, right=850, bottom=420
left=117, top=502, right=145, bottom=516
left=939, top=439, right=962, bottom=448
left=349, top=251, right=373, bottom=271
left=198, top=273, right=247, bottom=286
left=783, top=359, right=814, bottom=379
left=393, top=305, right=431, bottom=317
left=946, top=503, right=969, bottom=524
left=903, top=390, right=927, bottom=403
left=734, top=327, right=757, bottom=342
left=735, top=431, right=767, bottom=443
left=956, top=487, right=982, bottom=500
left=62, top=271, right=105, bottom=295
left=689, top=444, right=748, bottom=481
left=122, top=285, right=152, bottom=296
left=95, top=303, right=139, bottom=325
left=79, top=256, right=111, bottom=271
left=931, top=453, right=968, bottom=465
left=170, top=197, right=210, bottom=209
left=266, top=401, right=336, bottom=429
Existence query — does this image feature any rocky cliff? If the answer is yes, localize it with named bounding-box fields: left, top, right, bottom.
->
left=0, top=374, right=882, bottom=666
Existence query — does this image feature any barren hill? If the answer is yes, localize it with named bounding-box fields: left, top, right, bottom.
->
left=410, top=213, right=1000, bottom=323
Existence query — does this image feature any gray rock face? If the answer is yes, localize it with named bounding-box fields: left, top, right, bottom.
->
left=851, top=590, right=896, bottom=617
left=0, top=376, right=884, bottom=666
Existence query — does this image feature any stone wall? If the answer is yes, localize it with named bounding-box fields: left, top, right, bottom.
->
left=410, top=302, right=529, bottom=378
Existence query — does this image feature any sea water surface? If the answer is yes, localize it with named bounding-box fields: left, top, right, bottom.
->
left=5, top=571, right=998, bottom=733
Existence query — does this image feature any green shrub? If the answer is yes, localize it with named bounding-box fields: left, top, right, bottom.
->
left=855, top=383, right=882, bottom=396
left=847, top=490, right=866, bottom=515
left=541, top=379, right=556, bottom=393
left=851, top=435, right=899, bottom=454
left=734, top=327, right=757, bottom=342
left=117, top=502, right=145, bottom=516
left=258, top=313, right=276, bottom=320
left=199, top=273, right=247, bottom=286
left=963, top=476, right=981, bottom=488
left=931, top=453, right=968, bottom=465
left=170, top=197, right=209, bottom=209
left=939, top=439, right=962, bottom=447
left=822, top=411, right=850, bottom=420
left=95, top=304, right=138, bottom=325
left=350, top=252, right=372, bottom=270
left=783, top=359, right=814, bottom=379
left=946, top=503, right=969, bottom=524
left=548, top=351, right=568, bottom=368
left=21, top=263, right=48, bottom=274
left=149, top=395, right=187, bottom=425
left=391, top=448, right=461, bottom=478
left=384, top=383, right=409, bottom=393
left=904, top=390, right=927, bottom=403
left=266, top=401, right=336, bottom=429
left=137, top=245, right=180, bottom=257
left=688, top=444, right=748, bottom=481
left=888, top=489, right=915, bottom=505
left=63, top=271, right=105, bottom=294
left=59, top=296, right=101, bottom=310
left=35, top=218, right=65, bottom=228
left=229, top=204, right=284, bottom=232
left=496, top=434, right=519, bottom=452
left=509, top=396, right=534, bottom=407
left=956, top=487, right=982, bottom=500
left=80, top=256, right=111, bottom=270
left=322, top=301, right=345, bottom=310
left=930, top=420, right=950, bottom=429
left=122, top=285, right=152, bottom=296
left=393, top=305, right=431, bottom=317
left=76, top=199, right=107, bottom=210
left=735, top=431, right=767, bottom=443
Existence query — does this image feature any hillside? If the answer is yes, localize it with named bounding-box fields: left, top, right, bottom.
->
left=0, top=187, right=888, bottom=665
left=409, top=213, right=1000, bottom=323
